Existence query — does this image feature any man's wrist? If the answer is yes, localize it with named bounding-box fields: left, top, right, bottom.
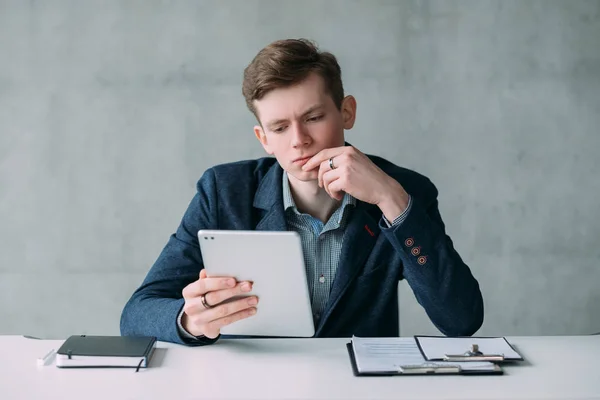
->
left=382, top=195, right=413, bottom=227
left=177, top=308, right=205, bottom=340
left=377, top=179, right=410, bottom=221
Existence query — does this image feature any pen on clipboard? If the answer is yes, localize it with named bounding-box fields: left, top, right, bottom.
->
left=398, top=364, right=461, bottom=374
left=37, top=349, right=56, bottom=366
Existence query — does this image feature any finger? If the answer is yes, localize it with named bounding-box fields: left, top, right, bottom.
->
left=182, top=276, right=236, bottom=299
left=318, top=159, right=331, bottom=188
left=182, top=268, right=209, bottom=299
left=202, top=295, right=259, bottom=325
left=326, top=176, right=346, bottom=200
left=302, top=147, right=345, bottom=171
left=198, top=276, right=237, bottom=294
left=202, top=306, right=257, bottom=339
left=182, top=295, right=212, bottom=317
left=204, top=281, right=253, bottom=306
left=209, top=303, right=258, bottom=330
left=183, top=293, right=257, bottom=325
left=322, top=169, right=341, bottom=198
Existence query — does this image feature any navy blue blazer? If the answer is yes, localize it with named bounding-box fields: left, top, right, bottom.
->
left=120, top=155, right=483, bottom=344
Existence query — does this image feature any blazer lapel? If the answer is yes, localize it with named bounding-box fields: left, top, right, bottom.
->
left=253, top=162, right=287, bottom=232
left=316, top=202, right=381, bottom=334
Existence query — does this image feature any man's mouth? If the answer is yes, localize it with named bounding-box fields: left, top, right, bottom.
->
left=293, top=156, right=312, bottom=166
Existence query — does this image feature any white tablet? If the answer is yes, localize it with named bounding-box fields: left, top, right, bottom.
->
left=197, top=230, right=315, bottom=337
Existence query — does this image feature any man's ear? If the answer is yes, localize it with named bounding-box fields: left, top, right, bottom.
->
left=341, top=95, right=357, bottom=129
left=254, top=125, right=273, bottom=155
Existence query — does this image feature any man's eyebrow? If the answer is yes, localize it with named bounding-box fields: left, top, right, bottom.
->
left=301, top=104, right=325, bottom=117
left=265, top=104, right=325, bottom=130
left=265, top=118, right=288, bottom=129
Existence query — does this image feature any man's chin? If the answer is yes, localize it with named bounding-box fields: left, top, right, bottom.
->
left=287, top=169, right=319, bottom=183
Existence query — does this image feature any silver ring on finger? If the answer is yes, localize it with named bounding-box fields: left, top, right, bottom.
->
left=200, top=294, right=214, bottom=309
left=329, top=157, right=336, bottom=170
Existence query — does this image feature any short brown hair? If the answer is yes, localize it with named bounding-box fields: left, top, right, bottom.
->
left=242, top=38, right=344, bottom=119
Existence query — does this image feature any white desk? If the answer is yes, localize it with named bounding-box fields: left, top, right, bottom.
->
left=1, top=335, right=598, bottom=400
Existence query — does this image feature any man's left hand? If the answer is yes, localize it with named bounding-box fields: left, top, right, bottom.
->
left=302, top=146, right=410, bottom=220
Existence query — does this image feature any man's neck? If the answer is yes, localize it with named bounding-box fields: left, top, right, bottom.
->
left=287, top=173, right=341, bottom=224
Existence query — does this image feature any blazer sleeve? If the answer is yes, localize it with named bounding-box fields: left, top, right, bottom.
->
left=119, top=169, right=220, bottom=346
left=379, top=179, right=484, bottom=336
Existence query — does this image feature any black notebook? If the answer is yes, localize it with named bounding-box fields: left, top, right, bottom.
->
left=56, top=335, right=157, bottom=369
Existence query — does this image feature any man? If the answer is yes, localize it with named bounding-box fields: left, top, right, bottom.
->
left=120, top=38, right=483, bottom=345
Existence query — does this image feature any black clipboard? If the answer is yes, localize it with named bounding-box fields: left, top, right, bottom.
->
left=346, top=342, right=503, bottom=376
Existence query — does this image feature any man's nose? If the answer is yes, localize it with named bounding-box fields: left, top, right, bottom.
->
left=291, top=123, right=311, bottom=147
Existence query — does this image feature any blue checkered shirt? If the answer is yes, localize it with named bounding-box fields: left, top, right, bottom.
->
left=282, top=173, right=356, bottom=324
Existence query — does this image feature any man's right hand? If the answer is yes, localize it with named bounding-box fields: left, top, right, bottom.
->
left=181, top=269, right=258, bottom=339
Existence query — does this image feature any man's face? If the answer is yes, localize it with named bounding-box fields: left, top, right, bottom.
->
left=253, top=73, right=355, bottom=182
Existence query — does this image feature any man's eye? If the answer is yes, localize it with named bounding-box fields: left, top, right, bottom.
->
left=307, top=115, right=323, bottom=122
left=273, top=126, right=286, bottom=133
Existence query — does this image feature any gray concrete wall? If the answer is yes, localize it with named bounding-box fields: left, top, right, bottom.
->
left=1, top=0, right=599, bottom=339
